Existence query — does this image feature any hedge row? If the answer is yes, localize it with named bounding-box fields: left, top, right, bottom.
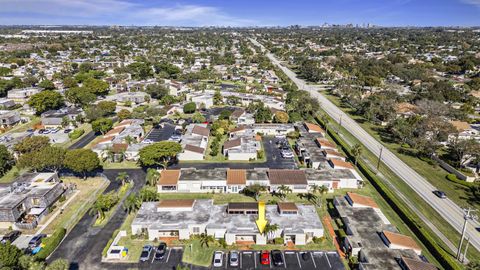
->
left=35, top=227, right=67, bottom=260
left=446, top=174, right=476, bottom=188
left=315, top=116, right=461, bottom=270
left=68, top=129, right=85, bottom=140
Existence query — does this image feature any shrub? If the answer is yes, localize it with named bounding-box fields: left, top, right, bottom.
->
left=274, top=237, right=284, bottom=245
left=183, top=102, right=196, bottom=114
left=68, top=129, right=85, bottom=140
left=446, top=173, right=475, bottom=188
left=35, top=227, right=67, bottom=260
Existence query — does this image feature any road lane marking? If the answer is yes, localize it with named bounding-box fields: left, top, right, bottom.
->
left=282, top=251, right=286, bottom=268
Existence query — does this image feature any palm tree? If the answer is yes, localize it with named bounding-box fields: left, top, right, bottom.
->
left=276, top=185, right=292, bottom=201
left=263, top=223, right=280, bottom=242
left=146, top=168, right=160, bottom=187
left=89, top=202, right=105, bottom=220
left=116, top=172, right=129, bottom=186
left=351, top=144, right=362, bottom=166
left=124, top=193, right=141, bottom=213
left=199, top=233, right=215, bottom=248
left=320, top=113, right=330, bottom=135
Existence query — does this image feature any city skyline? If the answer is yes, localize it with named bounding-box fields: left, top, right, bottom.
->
left=0, top=0, right=480, bottom=27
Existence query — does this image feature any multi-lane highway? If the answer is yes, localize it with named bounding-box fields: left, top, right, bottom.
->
left=250, top=38, right=480, bottom=253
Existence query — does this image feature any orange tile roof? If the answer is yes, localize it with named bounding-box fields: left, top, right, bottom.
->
left=322, top=149, right=344, bottom=157
left=347, top=192, right=379, bottom=209
left=316, top=138, right=336, bottom=149
left=383, top=231, right=421, bottom=252
left=192, top=125, right=210, bottom=137
left=329, top=159, right=354, bottom=169
left=105, top=126, right=125, bottom=136
left=157, top=199, right=195, bottom=208
left=227, top=169, right=246, bottom=185
left=158, top=170, right=180, bottom=186
left=112, top=143, right=128, bottom=153
left=305, top=122, right=325, bottom=133
left=184, top=144, right=205, bottom=154
left=96, top=136, right=114, bottom=144
left=395, top=102, right=419, bottom=114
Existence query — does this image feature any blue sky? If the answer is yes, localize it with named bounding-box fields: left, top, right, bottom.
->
left=0, top=0, right=479, bottom=26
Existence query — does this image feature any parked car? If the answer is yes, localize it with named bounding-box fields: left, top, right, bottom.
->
left=38, top=129, right=46, bottom=134
left=26, top=128, right=34, bottom=133
left=28, top=234, right=47, bottom=248
left=213, top=251, right=223, bottom=267
left=260, top=250, right=270, bottom=265
left=64, top=129, right=72, bottom=133
left=229, top=251, right=239, bottom=267
left=301, top=251, right=310, bottom=261
left=1, top=230, right=21, bottom=244
left=433, top=190, right=447, bottom=199
left=154, top=242, right=167, bottom=260
left=271, top=250, right=284, bottom=266
left=50, top=128, right=59, bottom=133
left=139, top=245, right=153, bottom=262
left=169, top=134, right=182, bottom=142
left=281, top=150, right=294, bottom=158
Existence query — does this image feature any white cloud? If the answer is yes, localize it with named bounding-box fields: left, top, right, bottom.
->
left=0, top=0, right=256, bottom=26
left=461, top=0, right=480, bottom=7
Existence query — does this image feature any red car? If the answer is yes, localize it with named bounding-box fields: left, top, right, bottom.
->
left=260, top=250, right=270, bottom=265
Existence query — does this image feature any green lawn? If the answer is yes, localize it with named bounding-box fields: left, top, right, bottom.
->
left=322, top=92, right=479, bottom=212
left=101, top=160, right=140, bottom=169
left=94, top=182, right=133, bottom=227
left=0, top=166, right=28, bottom=184
left=314, top=103, right=479, bottom=261
left=43, top=177, right=109, bottom=234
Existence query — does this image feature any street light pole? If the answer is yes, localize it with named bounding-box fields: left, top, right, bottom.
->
left=456, top=208, right=478, bottom=260
left=376, top=146, right=383, bottom=171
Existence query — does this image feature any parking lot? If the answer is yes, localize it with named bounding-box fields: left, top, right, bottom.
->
left=212, top=250, right=345, bottom=270
left=136, top=246, right=184, bottom=269
left=262, top=136, right=297, bottom=169
left=34, top=129, right=70, bottom=144
left=144, top=123, right=177, bottom=142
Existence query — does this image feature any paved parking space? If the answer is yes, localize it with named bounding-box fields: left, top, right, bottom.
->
left=12, top=234, right=32, bottom=250
left=34, top=130, right=70, bottom=144
left=217, top=250, right=344, bottom=270
left=138, top=247, right=184, bottom=269
left=144, top=123, right=176, bottom=142
left=263, top=137, right=297, bottom=169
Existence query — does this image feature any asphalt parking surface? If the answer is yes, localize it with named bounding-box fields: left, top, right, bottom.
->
left=145, top=123, right=177, bottom=142
left=212, top=251, right=344, bottom=270
left=136, top=247, right=184, bottom=270
left=262, top=136, right=297, bottom=169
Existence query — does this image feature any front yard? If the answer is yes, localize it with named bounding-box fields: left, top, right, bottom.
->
left=42, top=177, right=109, bottom=234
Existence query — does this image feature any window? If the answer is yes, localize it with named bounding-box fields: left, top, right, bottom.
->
left=31, top=198, right=41, bottom=206
left=193, top=227, right=200, bottom=233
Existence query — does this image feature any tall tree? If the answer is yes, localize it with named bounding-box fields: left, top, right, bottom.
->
left=14, top=136, right=50, bottom=154
left=63, top=149, right=100, bottom=179
left=0, top=145, right=13, bottom=177
left=27, top=90, right=64, bottom=114
left=91, top=118, right=113, bottom=135
left=138, top=141, right=182, bottom=167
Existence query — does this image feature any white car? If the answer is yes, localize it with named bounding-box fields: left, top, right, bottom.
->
left=213, top=251, right=224, bottom=267
left=281, top=150, right=294, bottom=158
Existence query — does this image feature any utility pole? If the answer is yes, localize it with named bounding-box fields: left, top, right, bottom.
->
left=376, top=146, right=383, bottom=171
left=457, top=208, right=477, bottom=260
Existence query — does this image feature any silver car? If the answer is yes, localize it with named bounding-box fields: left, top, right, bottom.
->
left=229, top=251, right=239, bottom=267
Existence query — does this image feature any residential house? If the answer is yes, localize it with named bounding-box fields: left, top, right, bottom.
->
left=0, top=110, right=21, bottom=128
left=40, top=107, right=83, bottom=128
left=131, top=199, right=324, bottom=246
left=0, top=173, right=64, bottom=229
left=7, top=87, right=41, bottom=104
left=178, top=124, right=210, bottom=161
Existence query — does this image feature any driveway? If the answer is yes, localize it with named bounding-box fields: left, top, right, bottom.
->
left=68, top=131, right=98, bottom=149
left=48, top=169, right=146, bottom=270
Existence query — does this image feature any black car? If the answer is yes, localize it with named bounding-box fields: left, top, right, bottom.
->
left=433, top=190, right=447, bottom=199
left=154, top=242, right=167, bottom=260
left=301, top=252, right=310, bottom=261
left=1, top=230, right=21, bottom=244
left=271, top=250, right=284, bottom=266
left=28, top=234, right=47, bottom=248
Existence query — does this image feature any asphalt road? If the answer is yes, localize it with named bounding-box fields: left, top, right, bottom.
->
left=68, top=131, right=98, bottom=150
left=250, top=38, right=480, bottom=253
left=48, top=169, right=147, bottom=270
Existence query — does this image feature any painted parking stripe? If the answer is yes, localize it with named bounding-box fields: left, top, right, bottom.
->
left=224, top=253, right=227, bottom=269
left=324, top=253, right=331, bottom=268
left=296, top=252, right=302, bottom=268
left=310, top=252, right=317, bottom=268
left=240, top=252, right=242, bottom=269
left=282, top=251, right=287, bottom=269
left=166, top=249, right=172, bottom=263
left=254, top=251, right=257, bottom=268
